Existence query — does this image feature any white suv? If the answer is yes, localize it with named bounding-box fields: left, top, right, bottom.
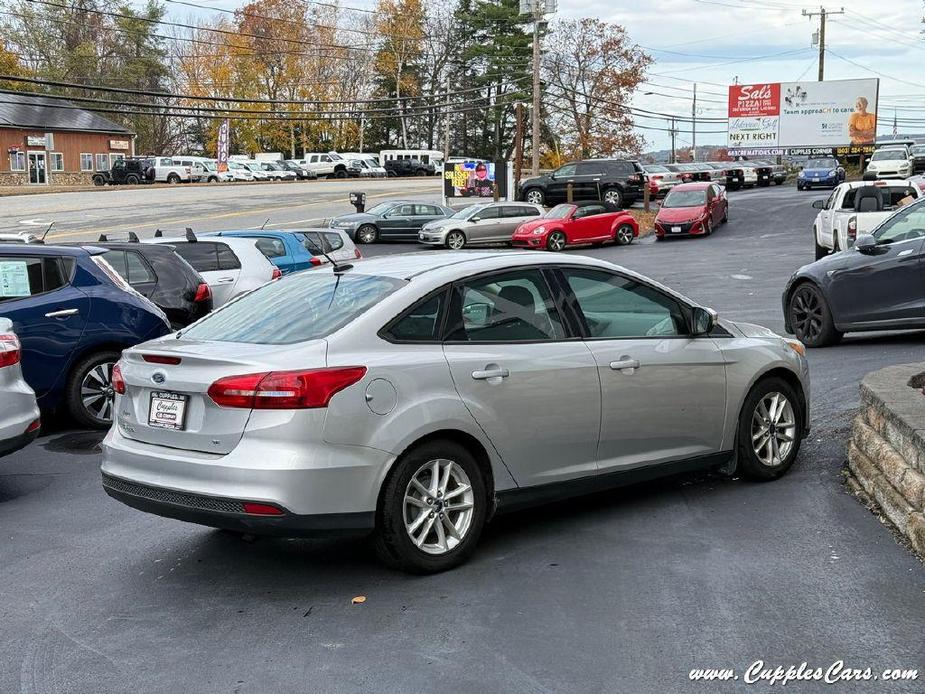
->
left=150, top=157, right=193, bottom=184
left=865, top=147, right=913, bottom=180
left=0, top=319, right=40, bottom=459
left=297, top=153, right=349, bottom=178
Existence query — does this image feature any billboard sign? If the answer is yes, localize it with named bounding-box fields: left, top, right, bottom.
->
left=444, top=161, right=508, bottom=199
left=727, top=78, right=878, bottom=150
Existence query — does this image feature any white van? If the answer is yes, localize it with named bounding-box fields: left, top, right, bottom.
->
left=341, top=153, right=387, bottom=177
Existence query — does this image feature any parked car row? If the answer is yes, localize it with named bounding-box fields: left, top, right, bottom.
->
left=0, top=226, right=361, bottom=429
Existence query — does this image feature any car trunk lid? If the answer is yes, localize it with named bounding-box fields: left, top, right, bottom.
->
left=116, top=338, right=327, bottom=454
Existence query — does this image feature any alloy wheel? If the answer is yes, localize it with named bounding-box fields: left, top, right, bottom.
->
left=750, top=392, right=796, bottom=467
left=447, top=231, right=466, bottom=250
left=357, top=225, right=377, bottom=244
left=81, top=361, right=116, bottom=423
left=547, top=232, right=566, bottom=251
left=790, top=288, right=823, bottom=343
left=403, top=458, right=475, bottom=555
left=603, top=189, right=623, bottom=207
left=525, top=190, right=544, bottom=205
left=616, top=225, right=634, bottom=245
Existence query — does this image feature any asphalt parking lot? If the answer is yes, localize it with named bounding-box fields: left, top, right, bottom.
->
left=2, top=184, right=924, bottom=693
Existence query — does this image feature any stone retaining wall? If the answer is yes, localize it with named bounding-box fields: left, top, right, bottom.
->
left=847, top=363, right=925, bottom=558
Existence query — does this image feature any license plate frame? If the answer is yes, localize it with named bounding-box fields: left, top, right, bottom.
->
left=148, top=391, right=189, bottom=431
left=671, top=226, right=682, bottom=233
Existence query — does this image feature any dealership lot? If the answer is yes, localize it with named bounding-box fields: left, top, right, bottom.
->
left=1, top=183, right=923, bottom=693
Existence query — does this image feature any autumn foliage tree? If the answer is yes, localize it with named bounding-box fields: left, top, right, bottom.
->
left=544, top=18, right=652, bottom=159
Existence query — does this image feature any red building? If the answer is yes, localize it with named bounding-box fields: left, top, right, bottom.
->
left=0, top=92, right=135, bottom=186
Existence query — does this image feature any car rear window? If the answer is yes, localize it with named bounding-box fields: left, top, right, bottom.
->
left=181, top=272, right=406, bottom=344
left=173, top=243, right=220, bottom=272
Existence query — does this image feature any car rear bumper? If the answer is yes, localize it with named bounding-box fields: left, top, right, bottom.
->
left=0, top=426, right=39, bottom=459
left=100, top=425, right=392, bottom=535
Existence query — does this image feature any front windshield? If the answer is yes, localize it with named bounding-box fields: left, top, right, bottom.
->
left=662, top=190, right=707, bottom=208
left=364, top=202, right=394, bottom=216
left=451, top=205, right=483, bottom=220
left=182, top=272, right=406, bottom=344
left=645, top=165, right=669, bottom=173
left=912, top=146, right=925, bottom=155
left=873, top=203, right=925, bottom=245
left=543, top=204, right=574, bottom=219
left=202, top=161, right=216, bottom=171
left=806, top=159, right=837, bottom=169
left=872, top=150, right=905, bottom=161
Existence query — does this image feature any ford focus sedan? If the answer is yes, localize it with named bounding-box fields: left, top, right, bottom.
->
left=102, top=252, right=810, bottom=573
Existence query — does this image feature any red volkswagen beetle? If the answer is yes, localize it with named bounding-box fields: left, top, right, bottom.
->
left=511, top=201, right=639, bottom=251
left=654, top=182, right=728, bottom=240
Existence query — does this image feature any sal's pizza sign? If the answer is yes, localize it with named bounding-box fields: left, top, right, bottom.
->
left=728, top=84, right=780, bottom=118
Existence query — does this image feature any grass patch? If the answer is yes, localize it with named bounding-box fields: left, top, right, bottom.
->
left=627, top=208, right=658, bottom=238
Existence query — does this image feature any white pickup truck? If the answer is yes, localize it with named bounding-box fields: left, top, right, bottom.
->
left=811, top=180, right=921, bottom=259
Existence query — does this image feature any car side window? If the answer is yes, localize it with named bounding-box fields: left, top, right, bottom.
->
left=125, top=252, right=156, bottom=284
left=445, top=269, right=566, bottom=342
left=517, top=206, right=541, bottom=217
left=575, top=162, right=602, bottom=176
left=416, top=204, right=440, bottom=216
left=824, top=191, right=838, bottom=210
left=873, top=205, right=925, bottom=244
left=254, top=237, right=287, bottom=259
left=103, top=250, right=128, bottom=280
left=554, top=164, right=576, bottom=177
left=0, top=256, right=71, bottom=301
left=384, top=291, right=446, bottom=342
left=474, top=206, right=501, bottom=220
left=563, top=268, right=688, bottom=339
left=394, top=204, right=415, bottom=216
left=215, top=243, right=242, bottom=270
left=162, top=158, right=174, bottom=166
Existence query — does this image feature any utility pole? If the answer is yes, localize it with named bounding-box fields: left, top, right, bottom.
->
left=531, top=13, right=541, bottom=176
left=443, top=74, right=451, bottom=164
left=691, top=83, right=697, bottom=163
left=514, top=102, right=524, bottom=190
left=669, top=118, right=677, bottom=164
left=803, top=6, right=844, bottom=81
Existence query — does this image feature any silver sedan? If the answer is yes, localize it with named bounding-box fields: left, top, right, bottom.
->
left=101, top=252, right=810, bottom=573
left=418, top=202, right=544, bottom=249
left=0, top=318, right=40, bottom=458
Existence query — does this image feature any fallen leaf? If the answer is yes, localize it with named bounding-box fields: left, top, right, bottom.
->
left=351, top=596, right=366, bottom=604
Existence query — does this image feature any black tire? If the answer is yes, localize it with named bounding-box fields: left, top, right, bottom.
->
left=703, top=217, right=713, bottom=236
left=614, top=223, right=634, bottom=246
left=335, top=169, right=347, bottom=179
left=373, top=439, right=487, bottom=573
left=788, top=282, right=843, bottom=347
left=546, top=231, right=567, bottom=252
left=737, top=377, right=804, bottom=481
left=93, top=175, right=106, bottom=187
left=356, top=224, right=378, bottom=244
left=207, top=175, right=219, bottom=183
left=774, top=179, right=783, bottom=186
left=601, top=187, right=623, bottom=208
left=445, top=230, right=466, bottom=250
left=721, top=205, right=728, bottom=223
left=65, top=350, right=121, bottom=429
left=813, top=230, right=828, bottom=260
left=126, top=174, right=140, bottom=185
left=416, top=169, right=427, bottom=176
left=167, top=173, right=180, bottom=184
left=523, top=188, right=545, bottom=206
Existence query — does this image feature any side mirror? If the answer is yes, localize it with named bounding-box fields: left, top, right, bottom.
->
left=855, top=234, right=879, bottom=254
left=691, top=306, right=717, bottom=336
left=812, top=200, right=825, bottom=210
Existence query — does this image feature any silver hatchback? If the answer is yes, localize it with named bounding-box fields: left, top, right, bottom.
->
left=0, top=318, right=40, bottom=458
left=418, top=202, right=544, bottom=249
left=102, top=252, right=810, bottom=573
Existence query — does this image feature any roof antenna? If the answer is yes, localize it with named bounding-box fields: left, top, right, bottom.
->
left=185, top=227, right=197, bottom=242
left=260, top=218, right=270, bottom=230
left=154, top=229, right=163, bottom=237
left=128, top=231, right=139, bottom=242
left=39, top=221, right=55, bottom=242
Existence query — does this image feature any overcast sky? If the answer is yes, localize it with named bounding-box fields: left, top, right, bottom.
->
left=164, top=0, right=925, bottom=152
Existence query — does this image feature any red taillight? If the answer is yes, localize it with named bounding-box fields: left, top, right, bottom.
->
left=309, top=256, right=323, bottom=266
left=26, top=418, right=41, bottom=434
left=194, top=282, right=211, bottom=303
left=354, top=248, right=362, bottom=259
left=271, top=266, right=282, bottom=280
left=847, top=216, right=858, bottom=241
left=142, top=354, right=182, bottom=365
left=651, top=174, right=663, bottom=180
left=207, top=367, right=367, bottom=409
left=0, top=333, right=21, bottom=368
left=112, top=362, right=125, bottom=394
left=242, top=502, right=284, bottom=516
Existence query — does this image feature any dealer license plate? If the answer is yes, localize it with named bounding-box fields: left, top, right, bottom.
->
left=671, top=226, right=682, bottom=233
left=148, top=391, right=188, bottom=430
left=813, top=177, right=820, bottom=182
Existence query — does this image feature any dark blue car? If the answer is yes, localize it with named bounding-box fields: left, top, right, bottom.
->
left=0, top=244, right=170, bottom=428
left=207, top=229, right=359, bottom=274
left=797, top=157, right=845, bottom=190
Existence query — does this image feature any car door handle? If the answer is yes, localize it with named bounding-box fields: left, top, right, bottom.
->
left=472, top=367, right=510, bottom=380
left=214, top=277, right=235, bottom=284
left=45, top=308, right=78, bottom=318
left=610, top=358, right=640, bottom=371
left=898, top=249, right=914, bottom=257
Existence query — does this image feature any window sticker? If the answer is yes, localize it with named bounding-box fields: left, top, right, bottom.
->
left=0, top=261, right=31, bottom=297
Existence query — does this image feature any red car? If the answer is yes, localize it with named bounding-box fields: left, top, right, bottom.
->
left=654, top=182, right=728, bottom=240
left=511, top=201, right=639, bottom=251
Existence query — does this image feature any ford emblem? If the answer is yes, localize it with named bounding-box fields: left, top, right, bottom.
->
left=151, top=371, right=166, bottom=385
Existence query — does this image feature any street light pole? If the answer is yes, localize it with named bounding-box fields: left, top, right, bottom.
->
left=691, top=83, right=697, bottom=163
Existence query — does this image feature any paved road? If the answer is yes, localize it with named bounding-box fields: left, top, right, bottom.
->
left=0, top=178, right=444, bottom=242
left=2, top=185, right=924, bottom=693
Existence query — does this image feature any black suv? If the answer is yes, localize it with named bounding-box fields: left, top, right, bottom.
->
left=384, top=158, right=434, bottom=177
left=92, top=157, right=156, bottom=186
left=518, top=159, right=645, bottom=208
